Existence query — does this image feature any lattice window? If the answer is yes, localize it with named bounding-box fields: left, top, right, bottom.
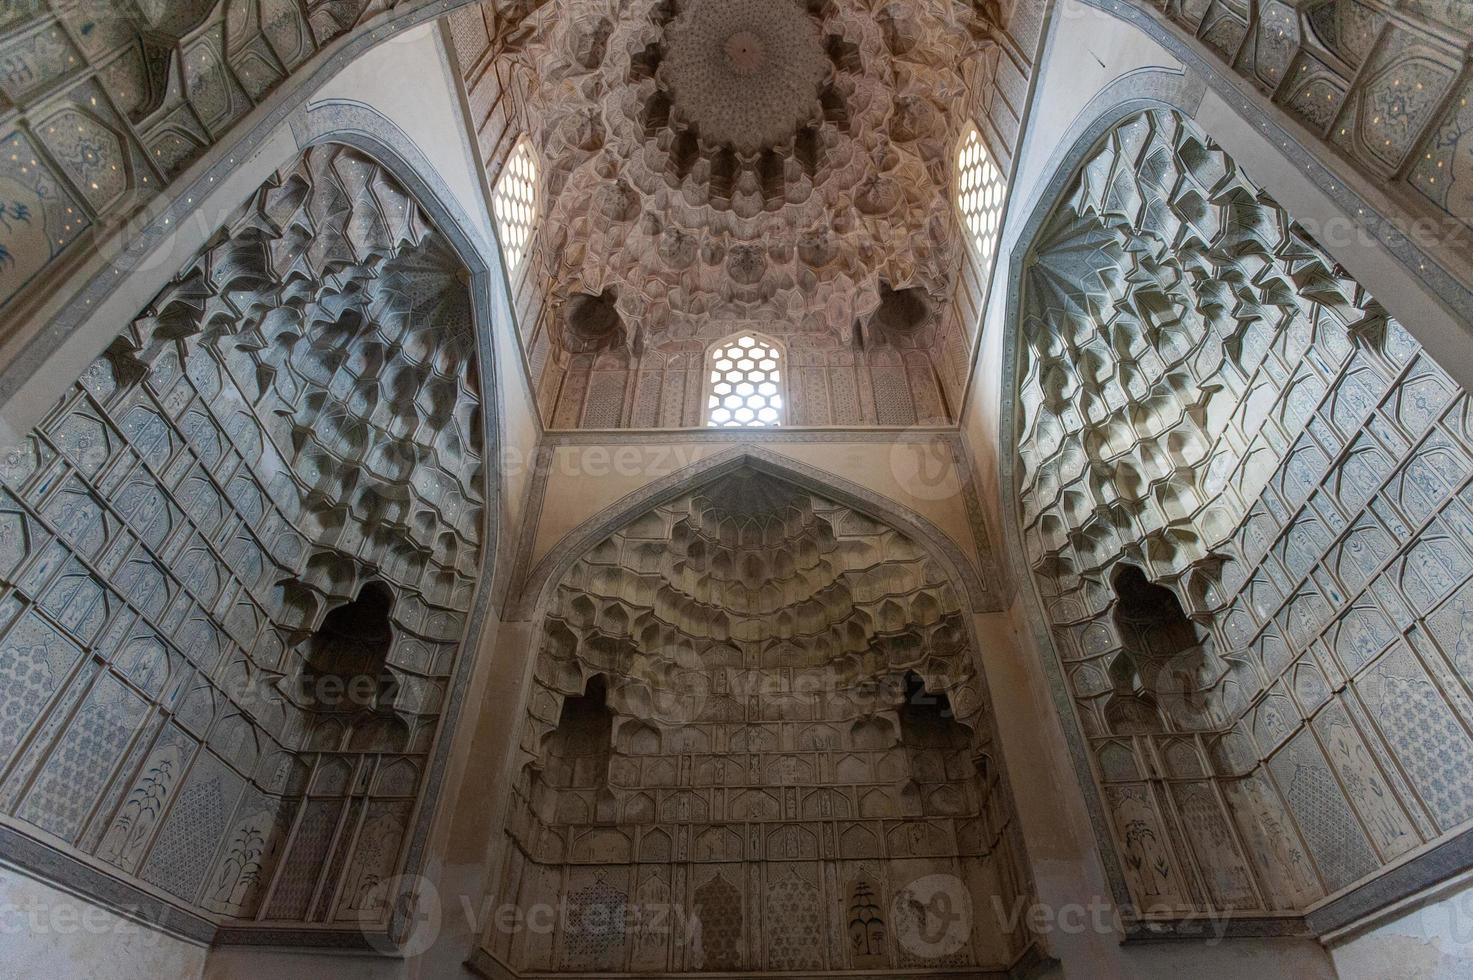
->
left=956, top=125, right=1006, bottom=268
left=706, top=334, right=785, bottom=427
left=492, top=138, right=540, bottom=274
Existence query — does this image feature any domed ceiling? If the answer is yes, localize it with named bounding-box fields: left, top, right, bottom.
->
left=515, top=0, right=1002, bottom=344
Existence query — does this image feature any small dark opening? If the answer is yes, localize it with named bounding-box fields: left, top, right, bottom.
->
left=545, top=675, right=613, bottom=789
left=795, top=127, right=821, bottom=177
left=672, top=130, right=700, bottom=179
left=642, top=92, right=671, bottom=137
left=1111, top=564, right=1198, bottom=661
left=628, top=41, right=663, bottom=81
left=304, top=581, right=395, bottom=713
left=873, top=284, right=932, bottom=335
left=897, top=672, right=969, bottom=749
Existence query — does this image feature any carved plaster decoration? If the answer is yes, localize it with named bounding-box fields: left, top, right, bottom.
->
left=1015, top=107, right=1473, bottom=918
left=1131, top=0, right=1473, bottom=230
left=0, top=0, right=484, bottom=315
left=480, top=466, right=1036, bottom=974
left=0, top=143, right=484, bottom=932
left=661, top=0, right=831, bottom=155
left=451, top=0, right=1049, bottom=428
left=521, top=0, right=983, bottom=336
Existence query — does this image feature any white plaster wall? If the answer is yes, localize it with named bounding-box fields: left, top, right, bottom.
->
left=1328, top=877, right=1473, bottom=980
left=309, top=27, right=495, bottom=250
left=0, top=867, right=207, bottom=980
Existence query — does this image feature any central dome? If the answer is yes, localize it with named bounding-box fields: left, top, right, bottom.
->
left=660, top=0, right=828, bottom=154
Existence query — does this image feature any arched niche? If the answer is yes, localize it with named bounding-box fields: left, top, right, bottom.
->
left=512, top=445, right=994, bottom=618
left=475, top=465, right=1039, bottom=977
left=0, top=139, right=493, bottom=946
left=1008, top=105, right=1473, bottom=927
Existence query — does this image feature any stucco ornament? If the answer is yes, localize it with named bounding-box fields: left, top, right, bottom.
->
left=481, top=467, right=1036, bottom=974
left=513, top=0, right=1001, bottom=344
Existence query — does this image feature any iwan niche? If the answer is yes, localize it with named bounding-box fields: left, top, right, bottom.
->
left=0, top=143, right=486, bottom=941
left=1014, top=108, right=1473, bottom=920
left=475, top=467, right=1040, bottom=977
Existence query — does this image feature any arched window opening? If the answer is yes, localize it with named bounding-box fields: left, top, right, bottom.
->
left=956, top=124, right=1006, bottom=273
left=705, top=333, right=786, bottom=427
left=492, top=137, right=541, bottom=274
left=304, top=581, right=396, bottom=714
left=897, top=672, right=970, bottom=750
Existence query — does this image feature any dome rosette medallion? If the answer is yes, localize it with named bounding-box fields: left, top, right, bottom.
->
left=661, top=0, right=830, bottom=155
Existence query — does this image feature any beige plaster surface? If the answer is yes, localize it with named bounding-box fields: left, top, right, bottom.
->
left=0, top=867, right=208, bottom=980
left=1328, top=876, right=1473, bottom=980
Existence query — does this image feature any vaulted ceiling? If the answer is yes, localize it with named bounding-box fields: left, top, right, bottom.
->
left=494, top=0, right=1009, bottom=352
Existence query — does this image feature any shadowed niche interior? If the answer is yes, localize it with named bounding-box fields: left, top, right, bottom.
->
left=303, top=582, right=397, bottom=715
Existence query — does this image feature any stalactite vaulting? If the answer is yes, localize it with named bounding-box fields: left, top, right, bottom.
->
left=0, top=143, right=484, bottom=931
left=483, top=468, right=1036, bottom=975
left=1016, top=107, right=1473, bottom=916
left=449, top=0, right=1048, bottom=428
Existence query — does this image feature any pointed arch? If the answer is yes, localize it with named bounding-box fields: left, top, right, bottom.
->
left=0, top=103, right=506, bottom=951
left=999, top=88, right=1473, bottom=932
left=511, top=444, right=991, bottom=617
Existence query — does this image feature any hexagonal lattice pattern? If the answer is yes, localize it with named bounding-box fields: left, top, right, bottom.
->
left=957, top=125, right=1006, bottom=267
left=492, top=139, right=540, bottom=273
left=706, top=335, right=784, bottom=427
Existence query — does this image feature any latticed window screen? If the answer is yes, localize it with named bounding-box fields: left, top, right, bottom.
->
left=956, top=125, right=1006, bottom=268
left=706, top=334, right=785, bottom=427
left=493, top=139, right=540, bottom=273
